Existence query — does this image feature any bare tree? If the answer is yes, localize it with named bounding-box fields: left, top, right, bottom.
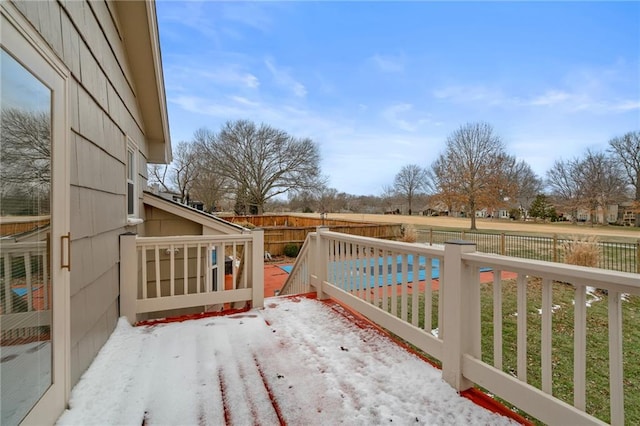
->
left=148, top=164, right=172, bottom=193
left=430, top=156, right=459, bottom=215
left=513, top=160, right=543, bottom=220
left=189, top=129, right=231, bottom=212
left=171, top=142, right=200, bottom=203
left=577, top=150, right=628, bottom=225
left=1, top=108, right=51, bottom=214
left=431, top=122, right=514, bottom=230
left=608, top=131, right=640, bottom=226
left=194, top=120, right=322, bottom=214
left=547, top=151, right=627, bottom=225
left=287, top=190, right=316, bottom=213
left=393, top=164, right=430, bottom=215
left=147, top=141, right=200, bottom=204
left=316, top=186, right=338, bottom=213
left=546, top=158, right=582, bottom=222
left=380, top=184, right=401, bottom=213
left=189, top=167, right=227, bottom=212
left=609, top=131, right=640, bottom=200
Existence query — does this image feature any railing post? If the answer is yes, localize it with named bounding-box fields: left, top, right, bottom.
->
left=441, top=239, right=477, bottom=391
left=316, top=226, right=329, bottom=300
left=553, top=234, right=558, bottom=263
left=119, top=233, right=137, bottom=325
left=251, top=228, right=264, bottom=308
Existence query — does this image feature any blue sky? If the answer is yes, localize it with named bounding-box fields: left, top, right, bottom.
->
left=156, top=1, right=640, bottom=196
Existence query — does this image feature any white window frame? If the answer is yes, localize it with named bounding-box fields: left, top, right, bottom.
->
left=126, top=137, right=141, bottom=224
left=1, top=3, right=70, bottom=424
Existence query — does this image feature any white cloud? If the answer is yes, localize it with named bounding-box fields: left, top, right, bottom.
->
left=381, top=103, right=434, bottom=132
left=168, top=92, right=442, bottom=194
left=528, top=90, right=572, bottom=106
left=199, top=66, right=260, bottom=89
left=165, top=63, right=260, bottom=90
left=382, top=103, right=416, bottom=131
left=264, top=58, right=307, bottom=97
left=609, top=100, right=640, bottom=111
left=220, top=3, right=273, bottom=32
left=227, top=95, right=260, bottom=107
left=433, top=83, right=640, bottom=115
left=371, top=54, right=405, bottom=73
left=432, top=85, right=507, bottom=105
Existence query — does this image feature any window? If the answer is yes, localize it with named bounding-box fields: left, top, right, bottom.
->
left=126, top=138, right=137, bottom=217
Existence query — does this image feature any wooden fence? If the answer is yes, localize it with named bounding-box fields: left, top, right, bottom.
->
left=223, top=215, right=402, bottom=256
left=0, top=216, right=50, bottom=237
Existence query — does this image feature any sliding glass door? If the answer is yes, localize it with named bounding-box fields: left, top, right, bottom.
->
left=1, top=7, right=69, bottom=425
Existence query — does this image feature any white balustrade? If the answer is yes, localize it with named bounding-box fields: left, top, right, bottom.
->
left=279, top=227, right=639, bottom=425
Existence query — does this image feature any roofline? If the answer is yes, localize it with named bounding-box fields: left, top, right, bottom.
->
left=115, top=0, right=172, bottom=164
left=143, top=191, right=246, bottom=233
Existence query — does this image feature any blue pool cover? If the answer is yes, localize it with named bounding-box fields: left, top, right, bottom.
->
left=280, top=256, right=490, bottom=288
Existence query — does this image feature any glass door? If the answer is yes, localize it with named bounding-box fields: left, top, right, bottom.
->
left=1, top=8, right=69, bottom=425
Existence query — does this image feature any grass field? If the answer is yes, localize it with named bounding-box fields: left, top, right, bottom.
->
left=305, top=212, right=640, bottom=241
left=392, top=281, right=640, bottom=424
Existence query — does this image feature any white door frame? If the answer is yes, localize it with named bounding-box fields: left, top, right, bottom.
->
left=1, top=4, right=70, bottom=425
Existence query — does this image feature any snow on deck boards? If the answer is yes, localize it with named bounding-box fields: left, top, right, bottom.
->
left=57, top=298, right=518, bottom=426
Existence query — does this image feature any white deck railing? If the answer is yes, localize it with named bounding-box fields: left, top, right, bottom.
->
left=279, top=227, right=639, bottom=425
left=119, top=229, right=264, bottom=324
left=0, top=240, right=51, bottom=339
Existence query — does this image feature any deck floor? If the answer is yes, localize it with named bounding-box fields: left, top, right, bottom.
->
left=57, top=296, right=522, bottom=425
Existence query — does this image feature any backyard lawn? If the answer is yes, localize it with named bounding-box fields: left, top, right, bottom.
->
left=393, top=280, right=639, bottom=425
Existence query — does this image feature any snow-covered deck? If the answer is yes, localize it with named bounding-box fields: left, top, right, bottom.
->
left=57, top=297, right=519, bottom=425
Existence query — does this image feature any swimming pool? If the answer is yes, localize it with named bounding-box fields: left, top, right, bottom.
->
left=280, top=256, right=491, bottom=289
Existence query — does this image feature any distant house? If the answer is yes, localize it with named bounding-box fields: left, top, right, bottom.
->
left=0, top=2, right=248, bottom=424
left=572, top=204, right=628, bottom=225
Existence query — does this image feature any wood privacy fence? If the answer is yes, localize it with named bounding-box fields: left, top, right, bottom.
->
left=418, top=229, right=640, bottom=274
left=0, top=216, right=50, bottom=237
left=223, top=215, right=402, bottom=256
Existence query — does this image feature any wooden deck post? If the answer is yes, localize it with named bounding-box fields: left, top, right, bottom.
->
left=119, top=233, right=137, bottom=325
left=316, top=226, right=329, bottom=300
left=441, top=239, right=477, bottom=391
left=251, top=228, right=265, bottom=308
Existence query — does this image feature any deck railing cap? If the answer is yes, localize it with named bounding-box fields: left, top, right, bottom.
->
left=445, top=239, right=476, bottom=246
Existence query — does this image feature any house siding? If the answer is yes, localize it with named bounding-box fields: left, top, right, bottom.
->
left=143, top=206, right=203, bottom=237
left=10, top=0, right=152, bottom=385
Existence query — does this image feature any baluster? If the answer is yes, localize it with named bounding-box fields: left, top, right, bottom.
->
left=24, top=253, right=33, bottom=311
left=424, top=256, right=432, bottom=333
left=141, top=247, right=148, bottom=299
left=493, top=269, right=503, bottom=370
left=169, top=244, right=175, bottom=296
left=609, top=291, right=624, bottom=425
left=4, top=255, right=12, bottom=313
left=183, top=243, right=188, bottom=294
left=541, top=278, right=552, bottom=394
left=196, top=243, right=201, bottom=293
left=390, top=251, right=398, bottom=316
left=517, top=274, right=527, bottom=382
left=154, top=244, right=161, bottom=298
left=411, top=252, right=419, bottom=327
left=42, top=250, right=49, bottom=309
left=573, top=284, right=587, bottom=410
left=401, top=253, right=408, bottom=321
